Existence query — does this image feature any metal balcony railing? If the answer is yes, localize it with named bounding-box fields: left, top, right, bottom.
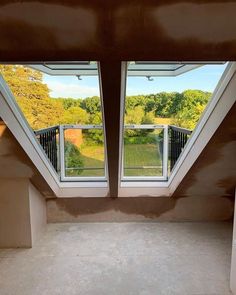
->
left=34, top=126, right=59, bottom=172
left=168, top=125, right=192, bottom=171
left=34, top=124, right=192, bottom=181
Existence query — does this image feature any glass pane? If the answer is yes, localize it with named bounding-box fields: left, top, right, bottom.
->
left=64, top=128, right=105, bottom=177
left=123, top=62, right=228, bottom=178
left=123, top=128, right=163, bottom=177
left=0, top=62, right=108, bottom=181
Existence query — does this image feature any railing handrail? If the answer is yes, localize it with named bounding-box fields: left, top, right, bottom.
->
left=35, top=124, right=190, bottom=134
left=62, top=124, right=165, bottom=130
left=124, top=124, right=165, bottom=129
left=169, top=125, right=192, bottom=135
left=62, top=124, right=103, bottom=130
left=34, top=125, right=59, bottom=136
left=34, top=124, right=166, bottom=134
left=34, top=123, right=192, bottom=179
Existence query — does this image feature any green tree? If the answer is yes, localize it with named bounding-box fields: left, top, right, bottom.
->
left=62, top=106, right=88, bottom=125
left=80, top=96, right=101, bottom=114
left=144, top=95, right=156, bottom=113
left=55, top=97, right=82, bottom=110
left=125, top=95, right=147, bottom=111
left=0, top=65, right=64, bottom=130
left=23, top=97, right=64, bottom=130
left=141, top=111, right=155, bottom=125
left=173, top=103, right=206, bottom=129
left=125, top=106, right=144, bottom=124
left=0, top=65, right=49, bottom=100
left=0, top=64, right=212, bottom=133
left=64, top=141, right=84, bottom=176
left=85, top=112, right=104, bottom=144
left=172, top=90, right=211, bottom=129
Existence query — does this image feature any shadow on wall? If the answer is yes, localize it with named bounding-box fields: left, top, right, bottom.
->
left=0, top=119, right=55, bottom=196
left=47, top=195, right=234, bottom=222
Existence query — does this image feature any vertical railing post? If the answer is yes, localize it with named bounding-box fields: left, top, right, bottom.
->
left=59, top=125, right=65, bottom=181
left=163, top=125, right=168, bottom=179
left=53, top=129, right=58, bottom=172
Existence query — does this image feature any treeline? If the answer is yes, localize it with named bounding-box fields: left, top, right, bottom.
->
left=124, top=90, right=211, bottom=129
left=0, top=65, right=212, bottom=130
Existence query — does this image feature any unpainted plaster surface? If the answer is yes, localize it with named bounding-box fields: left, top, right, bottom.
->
left=0, top=120, right=55, bottom=197
left=173, top=102, right=236, bottom=199
left=0, top=178, right=47, bottom=247
left=1, top=1, right=236, bottom=60
left=29, top=182, right=47, bottom=246
left=230, top=190, right=236, bottom=294
left=47, top=195, right=233, bottom=222
left=0, top=178, right=32, bottom=247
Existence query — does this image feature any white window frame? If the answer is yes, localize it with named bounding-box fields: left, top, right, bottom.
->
left=60, top=124, right=107, bottom=182
left=0, top=62, right=109, bottom=196
left=167, top=62, right=235, bottom=193
left=1, top=61, right=234, bottom=198
left=121, top=124, right=168, bottom=181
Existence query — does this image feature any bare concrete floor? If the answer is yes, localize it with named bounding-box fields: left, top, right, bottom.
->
left=0, top=222, right=233, bottom=295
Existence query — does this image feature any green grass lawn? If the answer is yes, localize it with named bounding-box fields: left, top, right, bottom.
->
left=79, top=145, right=105, bottom=177
left=124, top=143, right=162, bottom=176
left=65, top=142, right=163, bottom=177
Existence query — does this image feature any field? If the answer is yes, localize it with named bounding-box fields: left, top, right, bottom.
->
left=65, top=122, right=170, bottom=178
left=124, top=143, right=162, bottom=176
left=79, top=145, right=104, bottom=177
left=66, top=142, right=162, bottom=177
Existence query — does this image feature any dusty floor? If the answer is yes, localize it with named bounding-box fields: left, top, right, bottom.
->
left=0, top=222, right=233, bottom=295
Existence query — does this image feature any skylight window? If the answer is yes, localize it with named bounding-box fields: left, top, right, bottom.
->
left=0, top=61, right=228, bottom=185
left=0, top=62, right=107, bottom=182
left=121, top=62, right=227, bottom=181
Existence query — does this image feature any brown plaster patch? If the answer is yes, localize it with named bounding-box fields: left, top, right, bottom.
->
left=47, top=194, right=234, bottom=222
left=1, top=1, right=236, bottom=60
left=217, top=177, right=236, bottom=197
left=53, top=196, right=183, bottom=219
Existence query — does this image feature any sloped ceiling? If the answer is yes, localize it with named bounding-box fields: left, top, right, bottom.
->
left=0, top=0, right=235, bottom=203
left=173, top=102, right=236, bottom=199
left=0, top=1, right=236, bottom=61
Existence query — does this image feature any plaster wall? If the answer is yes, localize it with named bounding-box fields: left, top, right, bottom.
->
left=230, top=190, right=236, bottom=294
left=0, top=120, right=55, bottom=197
left=2, top=1, right=236, bottom=61
left=47, top=195, right=233, bottom=223
left=29, top=182, right=46, bottom=246
left=0, top=178, right=31, bottom=247
left=0, top=178, right=46, bottom=248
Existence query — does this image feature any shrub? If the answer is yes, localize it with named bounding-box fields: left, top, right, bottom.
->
left=64, top=141, right=84, bottom=176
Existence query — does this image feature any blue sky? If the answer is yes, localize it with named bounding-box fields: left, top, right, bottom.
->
left=43, top=64, right=227, bottom=99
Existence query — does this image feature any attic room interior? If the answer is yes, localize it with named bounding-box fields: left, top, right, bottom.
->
left=0, top=1, right=236, bottom=294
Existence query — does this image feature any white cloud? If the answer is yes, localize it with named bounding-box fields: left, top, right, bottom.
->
left=47, top=81, right=99, bottom=99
